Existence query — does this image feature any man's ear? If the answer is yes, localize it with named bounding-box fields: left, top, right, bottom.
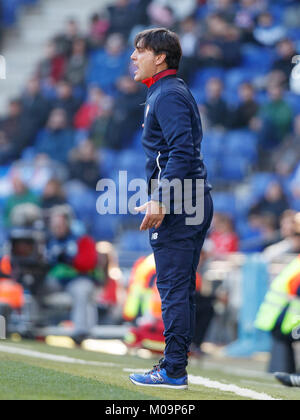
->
left=155, top=53, right=167, bottom=66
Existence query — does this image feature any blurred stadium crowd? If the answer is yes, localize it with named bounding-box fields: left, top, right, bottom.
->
left=0, top=0, right=299, bottom=346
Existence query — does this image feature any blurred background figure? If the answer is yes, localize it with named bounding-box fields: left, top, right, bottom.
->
left=45, top=209, right=99, bottom=344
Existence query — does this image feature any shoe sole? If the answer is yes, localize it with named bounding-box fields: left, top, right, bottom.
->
left=129, top=377, right=188, bottom=390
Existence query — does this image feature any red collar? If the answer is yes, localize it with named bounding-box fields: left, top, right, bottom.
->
left=142, top=69, right=177, bottom=88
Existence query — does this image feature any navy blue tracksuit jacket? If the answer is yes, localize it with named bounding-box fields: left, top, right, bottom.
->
left=141, top=70, right=214, bottom=378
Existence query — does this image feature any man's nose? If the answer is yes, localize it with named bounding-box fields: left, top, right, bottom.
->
left=131, top=50, right=137, bottom=61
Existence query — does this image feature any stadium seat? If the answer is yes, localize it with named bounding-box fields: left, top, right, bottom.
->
left=118, top=230, right=152, bottom=253
left=225, top=130, right=258, bottom=163
left=241, top=45, right=275, bottom=73
left=211, top=192, right=236, bottom=216
left=220, top=155, right=251, bottom=181
left=191, top=67, right=225, bottom=90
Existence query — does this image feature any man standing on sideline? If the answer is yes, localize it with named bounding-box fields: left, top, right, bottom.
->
left=129, top=28, right=213, bottom=389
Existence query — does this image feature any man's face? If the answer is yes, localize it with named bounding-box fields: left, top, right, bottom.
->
left=131, top=43, right=159, bottom=82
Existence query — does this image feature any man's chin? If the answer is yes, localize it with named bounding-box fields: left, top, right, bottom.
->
left=134, top=72, right=143, bottom=83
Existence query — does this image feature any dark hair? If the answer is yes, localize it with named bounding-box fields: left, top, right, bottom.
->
left=134, top=28, right=182, bottom=70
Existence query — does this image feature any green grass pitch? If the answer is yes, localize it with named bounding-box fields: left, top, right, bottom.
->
left=0, top=340, right=298, bottom=400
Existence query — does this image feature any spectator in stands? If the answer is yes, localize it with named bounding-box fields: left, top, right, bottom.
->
left=74, top=86, right=112, bottom=130
left=263, top=210, right=300, bottom=263
left=46, top=209, right=98, bottom=343
left=272, top=38, right=297, bottom=85
left=235, top=0, right=266, bottom=43
left=177, top=16, right=199, bottom=83
left=88, top=13, right=110, bottom=50
left=0, top=98, right=35, bottom=161
left=208, top=213, right=239, bottom=256
left=69, top=140, right=100, bottom=190
left=253, top=11, right=285, bottom=47
left=151, top=0, right=197, bottom=21
left=4, top=176, right=40, bottom=227
left=107, top=0, right=138, bottom=38
left=198, top=14, right=242, bottom=68
left=54, top=18, right=82, bottom=57
left=272, top=114, right=300, bottom=177
left=36, top=108, right=75, bottom=163
left=105, top=75, right=145, bottom=149
left=41, top=179, right=67, bottom=210
left=249, top=181, right=290, bottom=228
left=65, top=38, right=88, bottom=90
left=201, top=77, right=229, bottom=129
left=38, top=41, right=66, bottom=83
left=86, top=33, right=129, bottom=94
left=21, top=77, right=50, bottom=130
left=255, top=83, right=293, bottom=154
left=147, top=2, right=176, bottom=29
left=229, top=82, right=258, bottom=128
left=51, top=80, right=81, bottom=124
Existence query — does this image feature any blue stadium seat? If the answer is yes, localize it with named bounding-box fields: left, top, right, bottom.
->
left=118, top=230, right=152, bottom=253
left=191, top=67, right=225, bottom=90
left=220, top=155, right=250, bottom=181
left=241, top=45, right=275, bottom=73
left=211, top=192, right=236, bottom=216
left=202, top=130, right=225, bottom=157
left=225, top=130, right=258, bottom=163
left=92, top=214, right=120, bottom=241
left=248, top=173, right=278, bottom=200
left=285, top=92, right=300, bottom=115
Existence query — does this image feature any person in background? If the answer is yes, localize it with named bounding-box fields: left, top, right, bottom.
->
left=36, top=108, right=75, bottom=164
left=256, top=214, right=300, bottom=375
left=41, top=179, right=67, bottom=211
left=50, top=80, right=81, bottom=124
left=254, top=83, right=293, bottom=162
left=4, top=176, right=40, bottom=227
left=46, top=209, right=99, bottom=344
left=21, top=77, right=50, bottom=130
left=74, top=86, right=112, bottom=131
left=249, top=181, right=290, bottom=229
left=272, top=114, right=300, bottom=177
left=201, top=77, right=229, bottom=129
left=54, top=18, right=83, bottom=57
left=86, top=33, right=130, bottom=94
left=263, top=210, right=300, bottom=263
left=65, top=38, right=88, bottom=91
left=69, top=140, right=101, bottom=190
left=105, top=75, right=145, bottom=149
left=38, top=41, right=66, bottom=84
left=272, top=38, right=297, bottom=86
left=229, top=82, right=258, bottom=129
left=253, top=11, right=285, bottom=47
left=208, top=213, right=239, bottom=256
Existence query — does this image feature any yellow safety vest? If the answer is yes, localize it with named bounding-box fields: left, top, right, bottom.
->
left=123, top=254, right=157, bottom=321
left=255, top=256, right=300, bottom=335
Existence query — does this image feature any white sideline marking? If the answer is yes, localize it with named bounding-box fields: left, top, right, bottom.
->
left=0, top=344, right=117, bottom=367
left=188, top=375, right=280, bottom=401
left=0, top=345, right=280, bottom=400
left=124, top=369, right=280, bottom=401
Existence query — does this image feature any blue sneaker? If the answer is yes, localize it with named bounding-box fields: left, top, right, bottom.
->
left=129, top=364, right=188, bottom=389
